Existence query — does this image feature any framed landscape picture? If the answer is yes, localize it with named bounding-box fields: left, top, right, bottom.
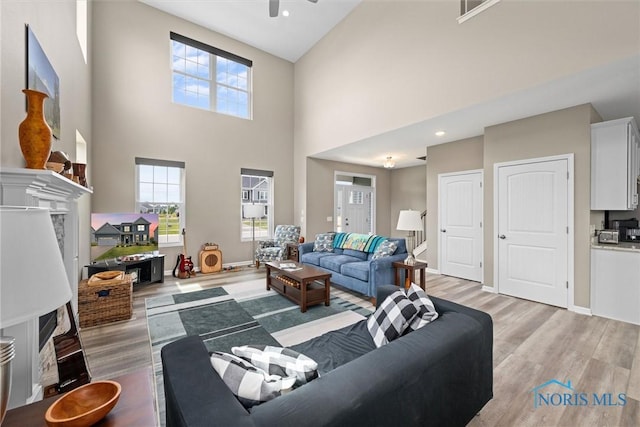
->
left=90, top=212, right=159, bottom=262
left=26, top=24, right=60, bottom=139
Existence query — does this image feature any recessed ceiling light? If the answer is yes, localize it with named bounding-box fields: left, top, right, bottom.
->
left=435, top=131, right=446, bottom=137
left=282, top=10, right=290, bottom=17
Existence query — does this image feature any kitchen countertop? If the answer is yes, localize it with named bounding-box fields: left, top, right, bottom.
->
left=591, top=239, right=640, bottom=253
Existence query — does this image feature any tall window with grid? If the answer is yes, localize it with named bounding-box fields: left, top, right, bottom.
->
left=135, top=158, right=185, bottom=246
left=241, top=169, right=274, bottom=241
left=171, top=32, right=252, bottom=119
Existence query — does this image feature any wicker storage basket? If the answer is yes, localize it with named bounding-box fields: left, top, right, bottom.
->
left=79, top=273, right=133, bottom=328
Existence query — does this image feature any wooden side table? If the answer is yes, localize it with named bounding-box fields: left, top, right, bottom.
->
left=3, top=368, right=156, bottom=427
left=393, top=261, right=428, bottom=290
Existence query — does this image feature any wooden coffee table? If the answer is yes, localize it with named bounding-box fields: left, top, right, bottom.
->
left=266, top=261, right=331, bottom=312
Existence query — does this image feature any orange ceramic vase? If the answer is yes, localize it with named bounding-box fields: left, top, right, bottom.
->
left=18, top=89, right=52, bottom=169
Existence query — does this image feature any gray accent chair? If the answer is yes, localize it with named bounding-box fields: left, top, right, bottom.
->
left=254, top=224, right=300, bottom=268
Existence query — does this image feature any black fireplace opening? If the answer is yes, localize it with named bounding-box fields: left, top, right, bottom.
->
left=39, top=310, right=58, bottom=351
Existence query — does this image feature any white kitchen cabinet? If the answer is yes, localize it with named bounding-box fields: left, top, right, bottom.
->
left=591, top=248, right=640, bottom=325
left=591, top=117, right=640, bottom=210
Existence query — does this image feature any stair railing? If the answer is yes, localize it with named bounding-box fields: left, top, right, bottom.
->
left=414, top=210, right=427, bottom=249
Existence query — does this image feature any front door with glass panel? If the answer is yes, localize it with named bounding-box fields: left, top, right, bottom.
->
left=334, top=173, right=375, bottom=234
left=336, top=185, right=373, bottom=234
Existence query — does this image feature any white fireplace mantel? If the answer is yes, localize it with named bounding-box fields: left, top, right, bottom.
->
left=0, top=167, right=92, bottom=408
left=0, top=167, right=91, bottom=210
left=0, top=167, right=92, bottom=308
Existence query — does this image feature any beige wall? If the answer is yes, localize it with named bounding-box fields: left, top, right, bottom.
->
left=306, top=158, right=393, bottom=239
left=294, top=0, right=639, bottom=156
left=91, top=1, right=294, bottom=265
left=426, top=137, right=484, bottom=269
left=304, top=160, right=425, bottom=243
left=483, top=104, right=594, bottom=308
left=389, top=165, right=426, bottom=239
left=293, top=0, right=639, bottom=246
left=1, top=0, right=93, bottom=276
left=426, top=105, right=595, bottom=308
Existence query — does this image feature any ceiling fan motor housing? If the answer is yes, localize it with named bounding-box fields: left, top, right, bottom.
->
left=269, top=0, right=318, bottom=17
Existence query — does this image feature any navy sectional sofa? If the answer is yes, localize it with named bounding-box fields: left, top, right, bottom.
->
left=298, top=238, right=407, bottom=298
left=161, top=285, right=494, bottom=427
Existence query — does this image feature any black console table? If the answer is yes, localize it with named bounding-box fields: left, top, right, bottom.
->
left=86, top=255, right=165, bottom=285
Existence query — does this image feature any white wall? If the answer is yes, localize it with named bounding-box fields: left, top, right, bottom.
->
left=91, top=1, right=294, bottom=265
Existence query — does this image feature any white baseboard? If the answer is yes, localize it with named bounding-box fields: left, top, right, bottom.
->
left=227, top=260, right=256, bottom=268
left=426, top=267, right=439, bottom=275
left=165, top=260, right=255, bottom=276
left=571, top=305, right=592, bottom=316
left=482, top=285, right=497, bottom=293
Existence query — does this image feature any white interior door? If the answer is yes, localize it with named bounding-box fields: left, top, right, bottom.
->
left=497, top=158, right=568, bottom=308
left=438, top=171, right=483, bottom=282
left=341, top=185, right=372, bottom=234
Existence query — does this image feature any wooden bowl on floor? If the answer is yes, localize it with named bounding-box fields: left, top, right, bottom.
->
left=45, top=381, right=121, bottom=427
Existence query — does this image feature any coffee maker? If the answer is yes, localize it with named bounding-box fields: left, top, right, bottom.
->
left=610, top=218, right=640, bottom=242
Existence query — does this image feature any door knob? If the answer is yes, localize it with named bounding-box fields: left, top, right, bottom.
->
left=440, top=229, right=446, bottom=233
left=498, top=234, right=506, bottom=239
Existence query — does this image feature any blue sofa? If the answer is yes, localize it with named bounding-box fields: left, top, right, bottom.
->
left=298, top=237, right=407, bottom=298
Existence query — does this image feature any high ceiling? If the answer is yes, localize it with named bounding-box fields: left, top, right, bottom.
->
left=141, top=0, right=640, bottom=169
left=141, top=0, right=362, bottom=62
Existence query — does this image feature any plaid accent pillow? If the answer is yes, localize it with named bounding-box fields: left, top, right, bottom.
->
left=313, top=232, right=335, bottom=252
left=367, top=290, right=418, bottom=348
left=232, top=345, right=319, bottom=387
left=371, top=240, right=397, bottom=260
left=405, top=284, right=439, bottom=332
left=209, top=351, right=296, bottom=408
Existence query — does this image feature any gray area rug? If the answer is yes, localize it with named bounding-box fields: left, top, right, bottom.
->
left=146, top=278, right=372, bottom=426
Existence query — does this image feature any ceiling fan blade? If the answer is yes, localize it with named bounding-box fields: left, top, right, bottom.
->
left=269, top=0, right=279, bottom=17
left=308, top=0, right=318, bottom=3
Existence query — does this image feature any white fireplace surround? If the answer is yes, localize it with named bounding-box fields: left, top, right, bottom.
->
left=0, top=168, right=91, bottom=408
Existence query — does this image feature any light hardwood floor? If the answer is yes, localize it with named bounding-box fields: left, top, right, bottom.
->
left=80, top=268, right=640, bottom=426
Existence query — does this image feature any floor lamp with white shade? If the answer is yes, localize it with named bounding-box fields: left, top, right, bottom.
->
left=396, top=209, right=423, bottom=265
left=244, top=204, right=264, bottom=266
